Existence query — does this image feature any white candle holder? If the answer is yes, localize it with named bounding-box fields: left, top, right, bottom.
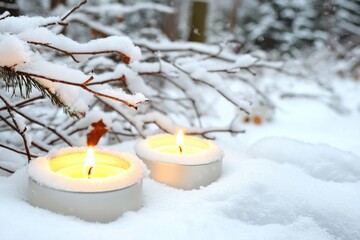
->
left=27, top=147, right=145, bottom=223
left=135, top=134, right=223, bottom=190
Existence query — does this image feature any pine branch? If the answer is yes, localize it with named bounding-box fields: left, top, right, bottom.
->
left=0, top=67, right=82, bottom=118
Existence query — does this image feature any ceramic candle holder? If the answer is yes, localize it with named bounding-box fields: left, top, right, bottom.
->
left=135, top=134, right=223, bottom=190
left=27, top=147, right=145, bottom=223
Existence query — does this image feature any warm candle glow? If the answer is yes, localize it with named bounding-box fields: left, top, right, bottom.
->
left=176, top=130, right=184, bottom=154
left=84, top=146, right=95, bottom=178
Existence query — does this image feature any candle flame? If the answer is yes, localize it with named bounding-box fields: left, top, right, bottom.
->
left=176, top=129, right=184, bottom=155
left=84, top=146, right=95, bottom=179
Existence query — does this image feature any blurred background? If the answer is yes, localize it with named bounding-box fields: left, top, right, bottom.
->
left=1, top=0, right=359, bottom=58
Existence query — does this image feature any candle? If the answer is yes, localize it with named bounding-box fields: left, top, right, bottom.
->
left=135, top=130, right=223, bottom=190
left=27, top=147, right=145, bottom=222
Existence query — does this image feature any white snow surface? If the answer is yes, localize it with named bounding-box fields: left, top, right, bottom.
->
left=1, top=135, right=359, bottom=239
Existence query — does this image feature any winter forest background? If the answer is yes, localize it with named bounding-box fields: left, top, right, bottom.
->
left=0, top=0, right=360, bottom=239
left=0, top=0, right=359, bottom=171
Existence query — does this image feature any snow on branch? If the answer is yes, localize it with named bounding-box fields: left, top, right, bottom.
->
left=81, top=2, right=174, bottom=16
left=0, top=2, right=150, bottom=163
left=0, top=1, right=284, bottom=171
left=0, top=11, right=10, bottom=20
left=0, top=7, right=146, bottom=115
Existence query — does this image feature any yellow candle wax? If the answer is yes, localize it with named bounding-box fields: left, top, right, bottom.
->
left=56, top=164, right=125, bottom=178
left=156, top=145, right=202, bottom=154
left=50, top=151, right=130, bottom=179
left=148, top=134, right=209, bottom=155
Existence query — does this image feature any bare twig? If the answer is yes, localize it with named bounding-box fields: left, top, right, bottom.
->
left=0, top=95, right=44, bottom=112
left=0, top=96, right=32, bottom=162
left=97, top=97, right=145, bottom=138
left=187, top=128, right=246, bottom=140
left=0, top=143, right=38, bottom=158
left=162, top=59, right=251, bottom=114
left=0, top=100, right=73, bottom=146
left=61, top=0, right=87, bottom=21
left=41, top=0, right=87, bottom=27
left=27, top=41, right=132, bottom=64
left=0, top=166, right=13, bottom=174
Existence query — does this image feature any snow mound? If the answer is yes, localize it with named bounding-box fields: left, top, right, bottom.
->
left=0, top=140, right=359, bottom=240
left=247, top=137, right=360, bottom=182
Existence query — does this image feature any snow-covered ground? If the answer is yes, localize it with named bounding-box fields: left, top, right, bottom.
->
left=1, top=80, right=360, bottom=240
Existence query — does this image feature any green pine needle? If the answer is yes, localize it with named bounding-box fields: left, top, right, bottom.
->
left=0, top=67, right=83, bottom=118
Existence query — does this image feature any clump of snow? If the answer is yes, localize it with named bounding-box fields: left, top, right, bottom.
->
left=27, top=147, right=146, bottom=192
left=0, top=16, right=60, bottom=34
left=95, top=65, right=156, bottom=96
left=235, top=54, right=259, bottom=67
left=98, top=89, right=147, bottom=107
left=0, top=34, right=31, bottom=67
left=247, top=137, right=360, bottom=182
left=0, top=11, right=10, bottom=19
left=19, top=28, right=141, bottom=62
left=134, top=112, right=175, bottom=133
left=71, top=110, right=114, bottom=130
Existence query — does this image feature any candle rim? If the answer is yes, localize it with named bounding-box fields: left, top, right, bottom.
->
left=28, top=177, right=142, bottom=193
left=27, top=147, right=146, bottom=192
left=135, top=133, right=223, bottom=165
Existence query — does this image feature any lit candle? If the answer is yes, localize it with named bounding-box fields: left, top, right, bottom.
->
left=27, top=147, right=145, bottom=222
left=135, top=130, right=223, bottom=190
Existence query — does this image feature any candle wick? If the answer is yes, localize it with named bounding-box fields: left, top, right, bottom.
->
left=179, top=146, right=183, bottom=155
left=87, top=166, right=93, bottom=179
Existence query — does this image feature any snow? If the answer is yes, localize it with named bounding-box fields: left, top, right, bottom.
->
left=3, top=66, right=358, bottom=238
left=0, top=34, right=31, bottom=67
left=19, top=28, right=141, bottom=62
left=235, top=54, right=259, bottom=68
left=0, top=148, right=26, bottom=176
left=0, top=5, right=359, bottom=240
left=96, top=65, right=156, bottom=96
left=247, top=137, right=360, bottom=182
left=189, top=67, right=251, bottom=113
left=0, top=13, right=144, bottom=115
left=98, top=89, right=147, bottom=107
left=0, top=11, right=10, bottom=20
left=0, top=16, right=60, bottom=34
left=82, top=2, right=174, bottom=16
left=0, top=135, right=359, bottom=239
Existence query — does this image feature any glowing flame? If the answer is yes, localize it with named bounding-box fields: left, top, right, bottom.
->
left=176, top=129, right=184, bottom=154
left=84, top=146, right=95, bottom=179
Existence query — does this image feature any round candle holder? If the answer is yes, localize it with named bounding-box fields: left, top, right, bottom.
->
left=135, top=134, right=223, bottom=190
left=27, top=147, right=145, bottom=223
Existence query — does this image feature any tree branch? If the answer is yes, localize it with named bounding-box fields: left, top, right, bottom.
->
left=0, top=95, right=32, bottom=162
left=14, top=70, right=144, bottom=109
left=41, top=0, right=87, bottom=27
left=0, top=143, right=38, bottom=158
